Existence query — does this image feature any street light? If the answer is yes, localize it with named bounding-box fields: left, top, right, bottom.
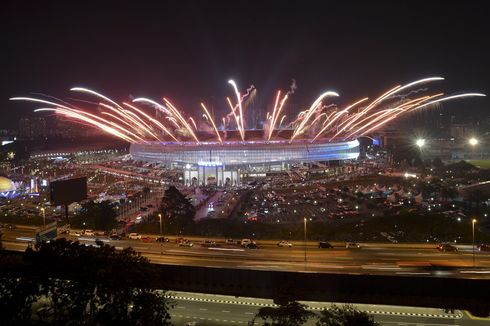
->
left=159, top=213, right=164, bottom=255
left=303, top=217, right=307, bottom=271
left=472, top=219, right=477, bottom=267
left=158, top=213, right=163, bottom=236
left=40, top=207, right=46, bottom=227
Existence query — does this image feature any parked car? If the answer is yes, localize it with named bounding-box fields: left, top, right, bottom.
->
left=128, top=233, right=142, bottom=240
left=225, top=239, right=236, bottom=245
left=345, top=242, right=361, bottom=249
left=319, top=241, right=334, bottom=249
left=478, top=243, right=490, bottom=252
left=179, top=240, right=193, bottom=247
left=84, top=230, right=95, bottom=236
left=141, top=236, right=154, bottom=243
left=109, top=234, right=122, bottom=240
left=437, top=243, right=458, bottom=252
left=156, top=236, right=170, bottom=242
left=277, top=240, right=293, bottom=247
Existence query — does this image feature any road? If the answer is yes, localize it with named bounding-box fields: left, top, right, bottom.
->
left=167, top=291, right=489, bottom=326
left=3, top=228, right=490, bottom=278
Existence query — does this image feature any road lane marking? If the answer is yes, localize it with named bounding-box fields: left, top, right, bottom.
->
left=199, top=308, right=208, bottom=311
left=169, top=295, right=462, bottom=319
left=378, top=322, right=460, bottom=326
left=222, top=310, right=230, bottom=313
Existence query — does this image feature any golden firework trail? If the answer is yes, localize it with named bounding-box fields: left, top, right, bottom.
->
left=9, top=78, right=485, bottom=144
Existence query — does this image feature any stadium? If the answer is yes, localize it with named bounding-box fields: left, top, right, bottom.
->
left=129, top=130, right=360, bottom=186
left=11, top=77, right=485, bottom=185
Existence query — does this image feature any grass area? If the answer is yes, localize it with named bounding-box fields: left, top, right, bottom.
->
left=466, top=159, right=490, bottom=169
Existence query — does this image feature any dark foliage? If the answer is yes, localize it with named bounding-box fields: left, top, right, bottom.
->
left=159, top=186, right=196, bottom=231
left=0, top=238, right=173, bottom=325
left=251, top=301, right=314, bottom=326
left=316, top=304, right=379, bottom=326
left=70, top=200, right=118, bottom=231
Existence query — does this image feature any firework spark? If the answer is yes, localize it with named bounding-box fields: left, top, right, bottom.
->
left=10, top=77, right=485, bottom=145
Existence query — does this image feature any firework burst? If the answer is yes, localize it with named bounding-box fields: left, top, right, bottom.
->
left=10, top=77, right=485, bottom=144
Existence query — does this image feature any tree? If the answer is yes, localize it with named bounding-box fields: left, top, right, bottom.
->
left=432, top=157, right=444, bottom=168
left=440, top=187, right=458, bottom=202
left=71, top=200, right=118, bottom=231
left=467, top=189, right=485, bottom=209
left=159, top=186, right=196, bottom=231
left=0, top=239, right=174, bottom=325
left=316, top=304, right=379, bottom=326
left=251, top=301, right=314, bottom=326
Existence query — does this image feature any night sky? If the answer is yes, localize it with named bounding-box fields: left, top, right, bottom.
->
left=1, top=0, right=489, bottom=129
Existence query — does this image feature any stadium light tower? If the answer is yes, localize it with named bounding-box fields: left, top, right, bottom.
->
left=416, top=138, right=425, bottom=148
left=469, top=137, right=478, bottom=146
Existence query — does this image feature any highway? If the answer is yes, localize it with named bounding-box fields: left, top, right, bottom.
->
left=167, top=291, right=488, bottom=326
left=3, top=228, right=490, bottom=278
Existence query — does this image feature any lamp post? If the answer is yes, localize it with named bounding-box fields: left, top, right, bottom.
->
left=469, top=137, right=480, bottom=159
left=40, top=207, right=45, bottom=227
left=159, top=213, right=164, bottom=236
left=303, top=217, right=307, bottom=271
left=159, top=213, right=164, bottom=255
left=472, top=219, right=477, bottom=267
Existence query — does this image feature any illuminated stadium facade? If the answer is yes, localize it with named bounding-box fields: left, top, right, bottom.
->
left=130, top=133, right=360, bottom=186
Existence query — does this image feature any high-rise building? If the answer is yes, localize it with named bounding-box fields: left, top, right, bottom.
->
left=18, top=117, right=47, bottom=139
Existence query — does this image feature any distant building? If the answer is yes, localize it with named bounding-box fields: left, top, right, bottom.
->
left=18, top=117, right=47, bottom=139
left=449, top=123, right=477, bottom=140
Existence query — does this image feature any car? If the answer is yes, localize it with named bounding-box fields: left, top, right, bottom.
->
left=437, top=243, right=458, bottom=252
left=345, top=242, right=361, bottom=249
left=179, top=240, right=193, bottom=247
left=175, top=237, right=186, bottom=243
left=277, top=240, right=293, bottom=247
left=5, top=224, right=16, bottom=230
left=478, top=244, right=490, bottom=252
left=84, top=230, right=95, bottom=236
left=244, top=242, right=259, bottom=249
left=70, top=230, right=82, bottom=237
left=109, top=234, right=122, bottom=240
left=141, top=236, right=154, bottom=243
left=156, top=236, right=170, bottom=242
left=319, top=241, right=334, bottom=249
left=128, top=233, right=142, bottom=240
left=200, top=240, right=217, bottom=247
left=225, top=239, right=236, bottom=245
left=241, top=239, right=252, bottom=246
